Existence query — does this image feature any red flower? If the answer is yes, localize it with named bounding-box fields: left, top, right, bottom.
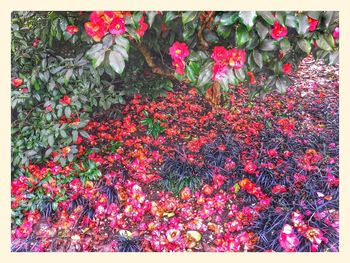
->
left=228, top=48, right=246, bottom=69
left=172, top=58, right=185, bottom=75
left=267, top=149, right=278, bottom=158
left=271, top=21, right=288, bottom=40
left=12, top=78, right=24, bottom=87
left=169, top=42, right=190, bottom=60
left=59, top=95, right=71, bottom=105
left=283, top=63, right=292, bottom=74
left=180, top=187, right=192, bottom=200
left=66, top=25, right=79, bottom=34
left=202, top=184, right=214, bottom=196
left=246, top=71, right=256, bottom=85
left=244, top=161, right=257, bottom=174
left=279, top=224, right=299, bottom=252
left=33, top=38, right=40, bottom=47
left=136, top=16, right=148, bottom=37
left=109, top=17, right=126, bottom=35
left=308, top=17, right=318, bottom=32
left=84, top=20, right=107, bottom=42
left=212, top=63, right=228, bottom=81
left=272, top=185, right=287, bottom=194
left=211, top=46, right=229, bottom=63
left=333, top=27, right=339, bottom=39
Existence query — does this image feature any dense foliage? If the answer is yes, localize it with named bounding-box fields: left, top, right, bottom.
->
left=11, top=11, right=339, bottom=252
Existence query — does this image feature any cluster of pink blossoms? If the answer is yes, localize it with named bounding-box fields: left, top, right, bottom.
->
left=169, top=42, right=190, bottom=75
left=211, top=46, right=246, bottom=81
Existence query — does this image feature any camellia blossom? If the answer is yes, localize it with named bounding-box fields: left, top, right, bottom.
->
left=333, top=27, right=339, bottom=39
left=172, top=58, right=186, bottom=75
left=228, top=48, right=246, bottom=69
left=279, top=224, right=300, bottom=252
left=136, top=16, right=148, bottom=37
left=12, top=78, right=24, bottom=87
left=283, top=63, right=292, bottom=74
left=180, top=187, right=192, bottom=201
left=59, top=95, right=72, bottom=105
left=246, top=72, right=256, bottom=85
left=212, top=63, right=228, bottom=81
left=66, top=25, right=79, bottom=34
left=308, top=16, right=318, bottom=32
left=271, top=21, right=288, bottom=40
left=211, top=46, right=229, bottom=63
left=109, top=17, right=126, bottom=35
left=169, top=42, right=190, bottom=61
left=84, top=20, right=107, bottom=42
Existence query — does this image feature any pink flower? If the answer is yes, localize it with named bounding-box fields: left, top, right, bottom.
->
left=272, top=185, right=287, bottom=194
left=228, top=48, right=246, bottom=69
left=211, top=46, right=229, bottom=63
left=243, top=161, right=257, bottom=174
left=332, top=27, right=339, bottom=39
left=66, top=25, right=79, bottom=34
left=271, top=21, right=288, bottom=40
left=169, top=42, right=190, bottom=60
left=12, top=78, right=24, bottom=87
left=109, top=18, right=126, bottom=35
left=308, top=17, right=318, bottom=32
left=283, top=63, right=292, bottom=74
left=279, top=224, right=299, bottom=252
left=212, top=63, right=228, bottom=81
left=172, top=58, right=185, bottom=75
left=180, top=187, right=192, bottom=200
left=136, top=16, right=148, bottom=37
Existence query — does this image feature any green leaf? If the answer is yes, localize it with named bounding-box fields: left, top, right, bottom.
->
left=285, top=14, right=298, bottom=28
left=253, top=50, right=263, bottom=69
left=52, top=201, right=58, bottom=211
left=72, top=130, right=78, bottom=143
left=64, top=106, right=71, bottom=118
left=255, top=21, right=269, bottom=39
left=216, top=25, right=232, bottom=39
left=239, top=11, right=257, bottom=29
left=80, top=130, right=90, bottom=139
left=257, top=11, right=275, bottom=25
left=316, top=34, right=333, bottom=51
left=91, top=50, right=106, bottom=68
left=164, top=11, right=178, bottom=25
left=307, top=11, right=321, bottom=20
left=260, top=39, right=277, bottom=51
left=114, top=36, right=130, bottom=50
left=324, top=11, right=338, bottom=28
left=197, top=64, right=213, bottom=87
left=86, top=43, right=103, bottom=57
left=146, top=11, right=158, bottom=27
left=109, top=50, right=125, bottom=74
left=64, top=68, right=73, bottom=85
left=297, top=39, right=311, bottom=54
left=185, top=65, right=196, bottom=83
left=182, top=11, right=198, bottom=24
left=276, top=77, right=289, bottom=93
left=297, top=15, right=309, bottom=35
left=280, top=38, right=291, bottom=54
left=235, top=25, right=249, bottom=47
left=203, top=29, right=219, bottom=44
left=328, top=51, right=339, bottom=65
left=219, top=12, right=239, bottom=26
left=60, top=129, right=67, bottom=138
left=45, top=148, right=53, bottom=158
left=234, top=68, right=246, bottom=82
left=48, top=135, right=54, bottom=147
left=113, top=45, right=128, bottom=61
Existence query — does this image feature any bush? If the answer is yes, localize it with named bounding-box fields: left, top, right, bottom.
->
left=11, top=11, right=339, bottom=178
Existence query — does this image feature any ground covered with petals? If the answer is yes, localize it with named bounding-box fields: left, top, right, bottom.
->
left=11, top=57, right=339, bottom=252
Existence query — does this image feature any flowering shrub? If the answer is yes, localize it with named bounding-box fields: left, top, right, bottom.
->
left=11, top=11, right=339, bottom=252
